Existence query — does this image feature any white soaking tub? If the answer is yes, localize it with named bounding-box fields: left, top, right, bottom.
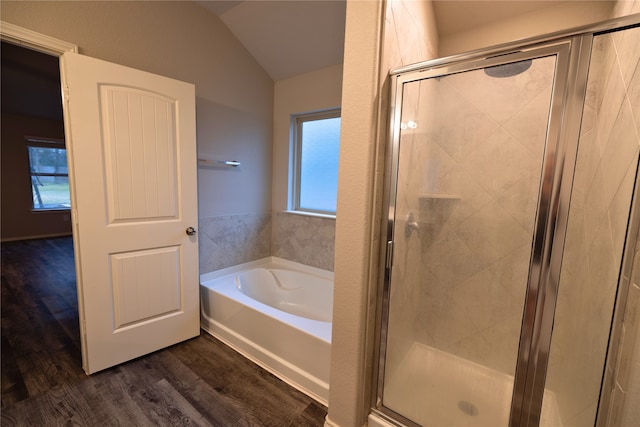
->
left=200, top=257, right=333, bottom=404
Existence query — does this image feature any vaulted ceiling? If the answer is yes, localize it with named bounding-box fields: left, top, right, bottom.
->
left=199, top=0, right=566, bottom=81
left=1, top=1, right=582, bottom=121
left=198, top=0, right=346, bottom=80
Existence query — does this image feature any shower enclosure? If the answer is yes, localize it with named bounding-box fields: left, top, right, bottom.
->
left=373, top=15, right=640, bottom=427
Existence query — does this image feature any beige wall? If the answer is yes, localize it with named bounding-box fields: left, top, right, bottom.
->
left=201, top=63, right=344, bottom=273
left=1, top=113, right=71, bottom=240
left=327, top=0, right=438, bottom=425
left=0, top=0, right=273, bottom=214
left=270, top=64, right=342, bottom=271
left=0, top=1, right=273, bottom=270
left=326, top=1, right=384, bottom=425
left=1, top=2, right=346, bottom=272
left=273, top=64, right=343, bottom=211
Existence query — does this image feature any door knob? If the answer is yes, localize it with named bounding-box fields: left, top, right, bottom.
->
left=186, top=227, right=197, bottom=236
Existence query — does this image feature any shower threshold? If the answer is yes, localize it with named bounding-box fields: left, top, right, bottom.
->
left=377, top=342, right=563, bottom=427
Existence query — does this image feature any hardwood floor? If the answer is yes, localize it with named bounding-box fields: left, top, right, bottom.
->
left=1, top=237, right=327, bottom=426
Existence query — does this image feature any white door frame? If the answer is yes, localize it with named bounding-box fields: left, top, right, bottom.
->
left=1, top=22, right=78, bottom=55
left=1, top=22, right=85, bottom=360
left=0, top=23, right=79, bottom=231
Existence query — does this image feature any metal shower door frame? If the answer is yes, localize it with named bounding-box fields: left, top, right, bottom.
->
left=371, top=15, right=640, bottom=426
left=376, top=38, right=583, bottom=427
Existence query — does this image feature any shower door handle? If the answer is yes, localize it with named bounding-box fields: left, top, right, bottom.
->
left=186, top=226, right=197, bottom=236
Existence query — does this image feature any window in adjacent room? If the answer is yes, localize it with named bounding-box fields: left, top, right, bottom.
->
left=292, top=109, right=341, bottom=215
left=26, top=136, right=71, bottom=211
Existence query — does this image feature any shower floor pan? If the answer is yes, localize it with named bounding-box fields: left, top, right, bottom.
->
left=380, top=342, right=563, bottom=427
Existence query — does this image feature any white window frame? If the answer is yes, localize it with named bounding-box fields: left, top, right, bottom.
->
left=291, top=108, right=341, bottom=216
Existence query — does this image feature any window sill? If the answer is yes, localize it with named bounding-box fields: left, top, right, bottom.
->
left=282, top=210, right=336, bottom=220
left=32, top=208, right=71, bottom=213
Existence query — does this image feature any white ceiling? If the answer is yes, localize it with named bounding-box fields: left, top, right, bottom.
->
left=199, top=0, right=347, bottom=81
left=198, top=0, right=563, bottom=81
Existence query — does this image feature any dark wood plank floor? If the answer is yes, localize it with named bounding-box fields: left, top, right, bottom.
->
left=1, top=236, right=327, bottom=426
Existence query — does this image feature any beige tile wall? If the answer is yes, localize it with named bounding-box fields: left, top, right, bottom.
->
left=198, top=213, right=271, bottom=273
left=377, top=0, right=439, bottom=381
left=616, top=251, right=640, bottom=426
left=544, top=22, right=640, bottom=427
left=600, top=4, right=640, bottom=427
left=272, top=212, right=336, bottom=271
left=199, top=212, right=336, bottom=274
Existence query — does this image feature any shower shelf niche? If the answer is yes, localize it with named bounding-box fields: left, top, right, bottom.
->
left=418, top=194, right=460, bottom=224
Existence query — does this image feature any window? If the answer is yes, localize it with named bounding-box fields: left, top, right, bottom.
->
left=26, top=137, right=71, bottom=211
left=292, top=109, right=341, bottom=215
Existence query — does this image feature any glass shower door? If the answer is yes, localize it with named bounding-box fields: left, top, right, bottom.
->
left=379, top=53, right=560, bottom=427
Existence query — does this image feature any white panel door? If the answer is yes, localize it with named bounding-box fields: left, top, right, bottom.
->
left=60, top=52, right=199, bottom=374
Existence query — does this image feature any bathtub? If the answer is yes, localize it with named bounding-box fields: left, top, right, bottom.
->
left=200, top=257, right=333, bottom=405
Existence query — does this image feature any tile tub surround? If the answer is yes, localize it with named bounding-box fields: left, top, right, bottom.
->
left=198, top=213, right=271, bottom=274
left=272, top=211, right=336, bottom=272
left=199, top=211, right=336, bottom=275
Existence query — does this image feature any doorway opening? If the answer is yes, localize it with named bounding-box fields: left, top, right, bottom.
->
left=1, top=37, right=82, bottom=404
left=1, top=41, right=71, bottom=241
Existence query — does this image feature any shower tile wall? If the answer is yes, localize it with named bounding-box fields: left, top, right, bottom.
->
left=610, top=9, right=640, bottom=426
left=272, top=212, right=335, bottom=271
left=618, top=247, right=640, bottom=426
left=544, top=23, right=640, bottom=427
left=198, top=213, right=271, bottom=274
left=384, top=0, right=438, bottom=68
left=377, top=0, right=439, bottom=377
left=373, top=0, right=440, bottom=396
left=387, top=57, right=555, bottom=378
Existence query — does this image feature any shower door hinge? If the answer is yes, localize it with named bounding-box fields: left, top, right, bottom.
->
left=385, top=240, right=394, bottom=269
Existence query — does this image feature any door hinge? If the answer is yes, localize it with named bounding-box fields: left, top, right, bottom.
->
left=385, top=240, right=394, bottom=269
left=64, top=85, right=70, bottom=103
